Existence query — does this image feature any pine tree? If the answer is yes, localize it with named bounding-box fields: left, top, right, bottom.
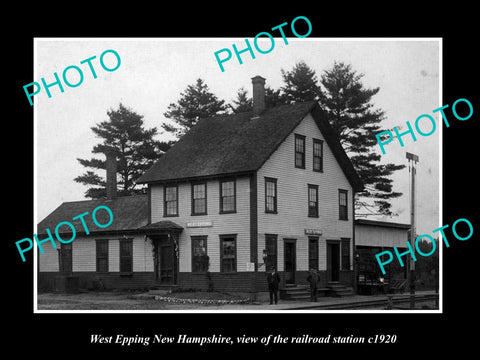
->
left=265, top=86, right=289, bottom=108
left=74, top=103, right=170, bottom=199
left=318, top=62, right=405, bottom=216
left=281, top=61, right=322, bottom=103
left=229, top=87, right=252, bottom=113
left=162, top=78, right=227, bottom=137
left=229, top=86, right=289, bottom=113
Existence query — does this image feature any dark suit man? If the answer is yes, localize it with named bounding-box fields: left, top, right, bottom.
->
left=306, top=268, right=320, bottom=302
left=267, top=267, right=281, bottom=305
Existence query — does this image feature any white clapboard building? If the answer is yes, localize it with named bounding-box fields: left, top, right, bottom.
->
left=39, top=76, right=412, bottom=299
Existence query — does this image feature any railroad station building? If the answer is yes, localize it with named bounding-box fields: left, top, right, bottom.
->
left=37, top=76, right=409, bottom=297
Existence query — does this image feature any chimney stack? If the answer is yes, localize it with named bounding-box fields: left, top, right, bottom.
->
left=251, top=75, right=266, bottom=116
left=105, top=149, right=117, bottom=200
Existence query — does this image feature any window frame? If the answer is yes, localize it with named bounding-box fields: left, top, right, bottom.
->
left=219, top=178, right=236, bottom=214
left=339, top=189, right=348, bottom=220
left=219, top=234, right=237, bottom=273
left=264, top=177, right=278, bottom=214
left=294, top=134, right=306, bottom=169
left=163, top=184, right=178, bottom=217
left=96, top=239, right=109, bottom=273
left=265, top=234, right=278, bottom=271
left=119, top=238, right=133, bottom=273
left=313, top=138, right=324, bottom=172
left=191, top=181, right=208, bottom=216
left=308, top=184, right=319, bottom=218
left=59, top=242, right=72, bottom=274
left=308, top=236, right=319, bottom=271
left=341, top=238, right=351, bottom=270
left=191, top=236, right=208, bottom=273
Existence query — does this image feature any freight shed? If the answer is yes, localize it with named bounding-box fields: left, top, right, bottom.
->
left=354, top=219, right=410, bottom=294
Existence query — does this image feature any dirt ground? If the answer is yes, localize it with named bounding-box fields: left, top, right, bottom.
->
left=36, top=290, right=438, bottom=311
left=37, top=291, right=248, bottom=311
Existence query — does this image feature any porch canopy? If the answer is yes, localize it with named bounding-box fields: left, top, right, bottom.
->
left=140, top=221, right=183, bottom=285
left=139, top=220, right=183, bottom=236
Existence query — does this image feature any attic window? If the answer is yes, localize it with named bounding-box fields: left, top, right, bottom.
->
left=339, top=189, right=348, bottom=220
left=313, top=138, right=323, bottom=172
left=295, top=134, right=306, bottom=169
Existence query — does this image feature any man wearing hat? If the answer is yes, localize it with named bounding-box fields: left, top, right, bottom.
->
left=267, top=266, right=281, bottom=305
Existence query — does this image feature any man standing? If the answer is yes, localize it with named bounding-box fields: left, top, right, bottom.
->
left=306, top=268, right=320, bottom=302
left=267, top=267, right=281, bottom=305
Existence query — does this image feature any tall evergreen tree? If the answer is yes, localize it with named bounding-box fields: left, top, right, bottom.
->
left=162, top=78, right=227, bottom=137
left=281, top=61, right=322, bottom=103
left=229, top=87, right=252, bottom=113
left=265, top=86, right=289, bottom=108
left=318, top=61, right=405, bottom=216
left=74, top=103, right=169, bottom=199
left=229, top=86, right=289, bottom=113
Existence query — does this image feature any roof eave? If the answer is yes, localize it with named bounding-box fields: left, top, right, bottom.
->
left=136, top=170, right=257, bottom=185
left=355, top=219, right=410, bottom=229
left=36, top=228, right=148, bottom=237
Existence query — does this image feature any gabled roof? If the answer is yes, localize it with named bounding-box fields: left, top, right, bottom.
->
left=137, top=101, right=363, bottom=191
left=37, top=195, right=149, bottom=235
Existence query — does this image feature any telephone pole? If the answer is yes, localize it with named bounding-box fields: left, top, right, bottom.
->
left=406, top=152, right=418, bottom=310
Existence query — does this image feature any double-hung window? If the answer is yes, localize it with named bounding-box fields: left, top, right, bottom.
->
left=59, top=243, right=72, bottom=274
left=341, top=238, right=351, bottom=270
left=265, top=234, right=278, bottom=271
left=308, top=237, right=319, bottom=270
left=119, top=239, right=133, bottom=273
left=313, top=138, right=323, bottom=172
left=295, top=134, right=306, bottom=168
left=192, top=182, right=207, bottom=215
left=265, top=177, right=277, bottom=213
left=220, top=179, right=236, bottom=213
left=96, top=239, right=108, bottom=273
left=339, top=189, right=348, bottom=220
left=308, top=184, right=319, bottom=217
left=220, top=235, right=237, bottom=272
left=164, top=184, right=178, bottom=217
left=191, top=236, right=208, bottom=272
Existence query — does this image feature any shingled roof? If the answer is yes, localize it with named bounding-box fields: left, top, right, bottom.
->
left=37, top=194, right=149, bottom=236
left=137, top=101, right=363, bottom=191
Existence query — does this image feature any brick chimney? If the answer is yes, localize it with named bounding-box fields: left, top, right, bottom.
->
left=251, top=75, right=266, bottom=116
left=105, top=149, right=117, bottom=200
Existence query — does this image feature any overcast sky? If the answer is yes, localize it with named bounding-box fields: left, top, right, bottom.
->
left=35, top=38, right=440, bottom=234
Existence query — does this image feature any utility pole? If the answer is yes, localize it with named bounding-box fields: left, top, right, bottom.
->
left=406, top=152, right=418, bottom=310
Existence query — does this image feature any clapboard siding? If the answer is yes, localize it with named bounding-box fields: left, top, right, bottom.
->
left=38, top=240, right=60, bottom=272
left=356, top=225, right=408, bottom=248
left=38, top=235, right=154, bottom=273
left=150, top=176, right=251, bottom=273
left=257, top=112, right=354, bottom=272
left=73, top=238, right=96, bottom=271
left=150, top=185, right=162, bottom=222
left=136, top=237, right=154, bottom=272
left=108, top=239, right=119, bottom=272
